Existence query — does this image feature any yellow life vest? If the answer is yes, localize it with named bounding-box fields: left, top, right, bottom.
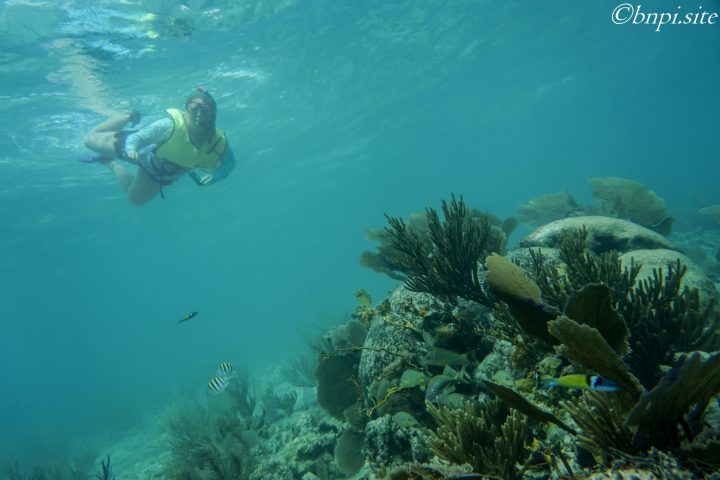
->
left=154, top=108, right=227, bottom=172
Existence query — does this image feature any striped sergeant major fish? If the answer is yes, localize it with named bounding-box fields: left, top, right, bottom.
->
left=207, top=375, right=230, bottom=395
left=216, top=361, right=235, bottom=377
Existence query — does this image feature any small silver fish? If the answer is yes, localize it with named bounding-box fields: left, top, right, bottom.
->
left=207, top=375, right=229, bottom=394
left=216, top=361, right=235, bottom=377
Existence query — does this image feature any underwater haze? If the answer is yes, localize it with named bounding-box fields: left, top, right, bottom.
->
left=1, top=0, right=718, bottom=464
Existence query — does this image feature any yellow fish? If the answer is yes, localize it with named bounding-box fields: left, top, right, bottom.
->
left=543, top=374, right=618, bottom=392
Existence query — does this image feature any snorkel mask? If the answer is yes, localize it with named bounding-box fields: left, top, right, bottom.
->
left=185, top=86, right=217, bottom=128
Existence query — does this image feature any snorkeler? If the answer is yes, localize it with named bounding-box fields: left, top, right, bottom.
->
left=81, top=87, right=235, bottom=205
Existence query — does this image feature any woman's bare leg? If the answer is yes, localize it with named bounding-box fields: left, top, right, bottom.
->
left=101, top=160, right=160, bottom=205
left=102, top=159, right=135, bottom=192
left=126, top=168, right=162, bottom=205
left=83, top=112, right=134, bottom=158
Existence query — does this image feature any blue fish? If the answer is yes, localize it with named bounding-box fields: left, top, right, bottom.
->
left=178, top=312, right=198, bottom=323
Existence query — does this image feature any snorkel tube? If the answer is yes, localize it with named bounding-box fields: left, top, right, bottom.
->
left=184, top=86, right=217, bottom=129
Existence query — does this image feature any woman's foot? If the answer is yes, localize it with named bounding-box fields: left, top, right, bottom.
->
left=128, top=110, right=142, bottom=127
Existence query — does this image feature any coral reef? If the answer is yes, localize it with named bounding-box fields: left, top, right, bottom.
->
left=76, top=195, right=720, bottom=480
left=248, top=408, right=345, bottom=480
left=363, top=414, right=432, bottom=472
left=524, top=226, right=719, bottom=389
left=354, top=198, right=718, bottom=477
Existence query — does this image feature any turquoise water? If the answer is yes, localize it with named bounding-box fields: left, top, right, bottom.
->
left=1, top=0, right=718, bottom=462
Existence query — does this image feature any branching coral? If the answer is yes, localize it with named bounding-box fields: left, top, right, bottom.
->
left=528, top=228, right=719, bottom=388
left=620, top=259, right=720, bottom=388
left=527, top=248, right=570, bottom=312
left=560, top=227, right=641, bottom=307
left=528, top=227, right=641, bottom=314
left=476, top=226, right=720, bottom=472
left=426, top=400, right=529, bottom=479
left=560, top=392, right=636, bottom=461
left=560, top=352, right=720, bottom=469
left=360, top=213, right=432, bottom=281
left=382, top=195, right=505, bottom=306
